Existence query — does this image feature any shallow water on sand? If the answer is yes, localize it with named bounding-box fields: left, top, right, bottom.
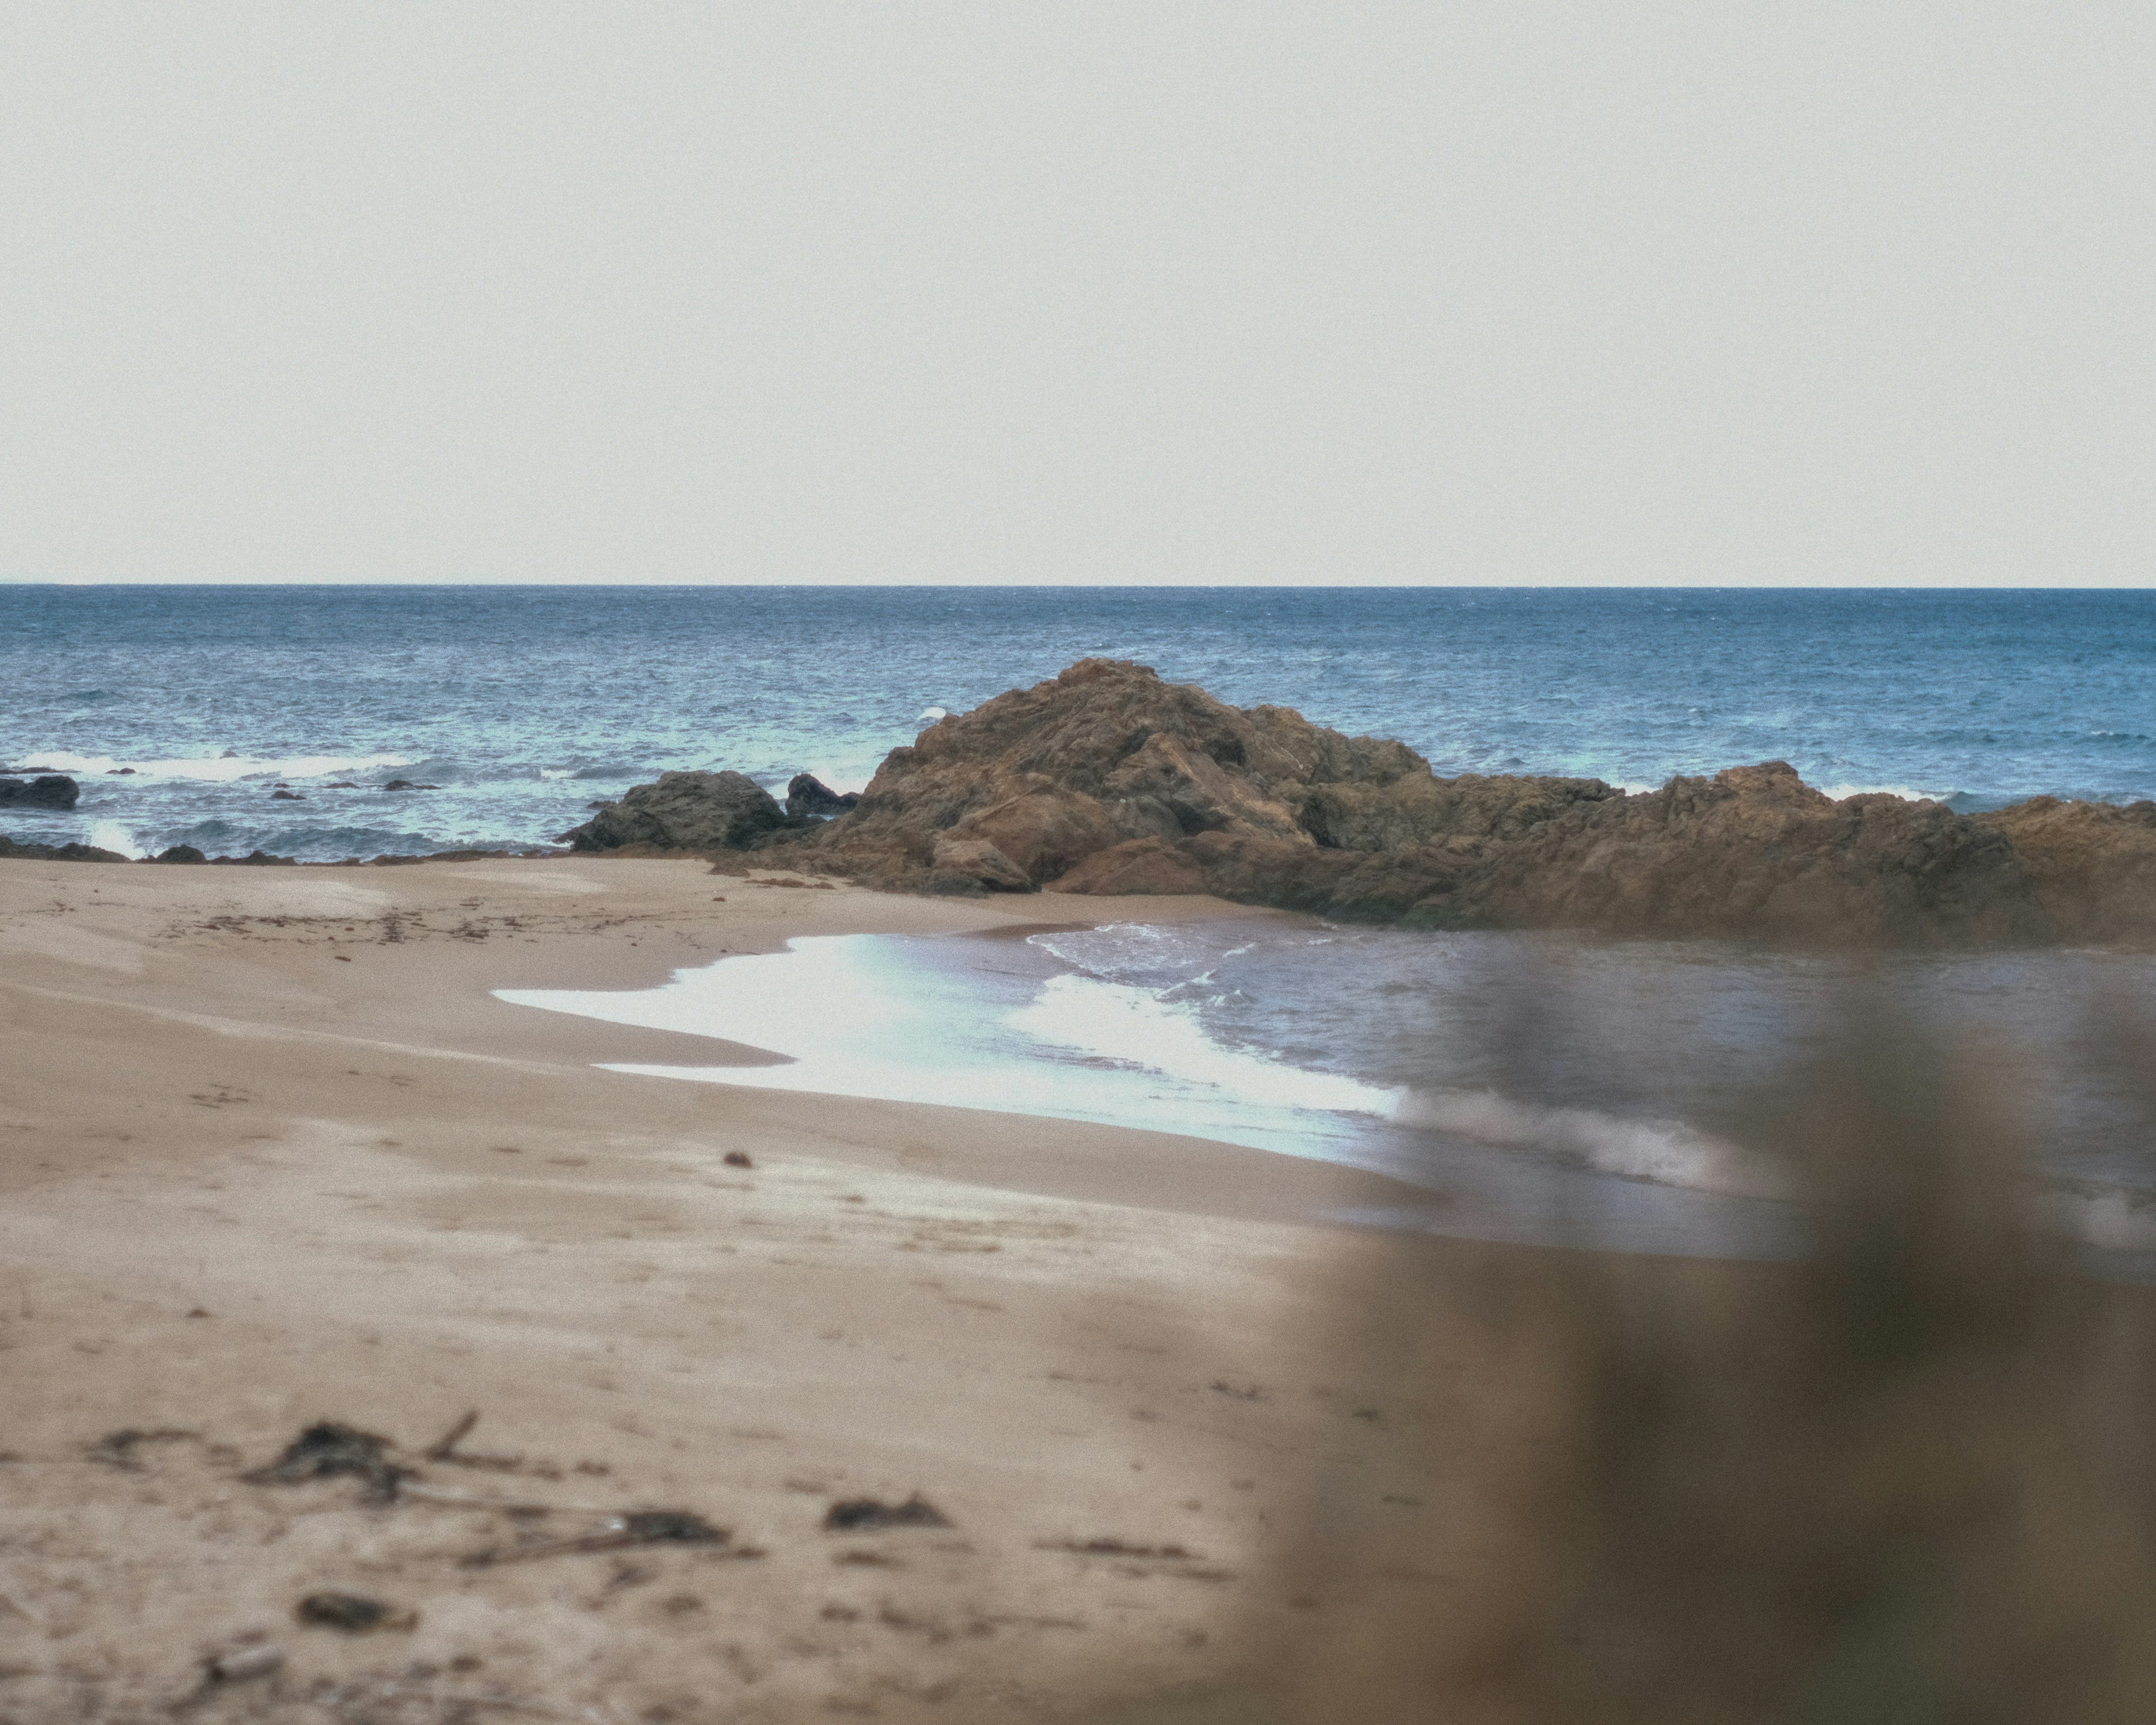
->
left=501, top=918, right=2156, bottom=1260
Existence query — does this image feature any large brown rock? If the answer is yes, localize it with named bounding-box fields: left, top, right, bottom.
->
left=1975, top=797, right=2156, bottom=942
left=799, top=660, right=2086, bottom=944
left=812, top=659, right=1614, bottom=898
left=559, top=770, right=787, bottom=853
left=1436, top=763, right=2043, bottom=943
left=564, top=659, right=2150, bottom=946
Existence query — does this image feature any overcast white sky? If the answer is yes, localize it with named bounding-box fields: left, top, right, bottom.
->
left=3, top=3, right=2150, bottom=586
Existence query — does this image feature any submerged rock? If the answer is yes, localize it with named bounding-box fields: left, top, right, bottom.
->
left=0, top=774, right=80, bottom=810
left=559, top=769, right=788, bottom=853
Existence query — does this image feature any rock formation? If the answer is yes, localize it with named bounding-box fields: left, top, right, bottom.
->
left=785, top=773, right=861, bottom=819
left=1974, top=797, right=2156, bottom=944
left=0, top=774, right=81, bottom=810
left=559, top=769, right=789, bottom=853
left=531, top=659, right=2154, bottom=946
left=0, top=835, right=127, bottom=862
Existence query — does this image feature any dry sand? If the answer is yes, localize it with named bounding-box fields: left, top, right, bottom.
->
left=0, top=856, right=1556, bottom=1723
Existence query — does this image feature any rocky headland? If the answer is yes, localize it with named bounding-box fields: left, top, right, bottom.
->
left=551, top=659, right=2156, bottom=947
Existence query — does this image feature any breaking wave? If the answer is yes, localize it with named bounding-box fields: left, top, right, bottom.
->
left=1391, top=1087, right=1784, bottom=1199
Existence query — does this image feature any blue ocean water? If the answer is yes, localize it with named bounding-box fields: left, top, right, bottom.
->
left=2, top=585, right=2152, bottom=861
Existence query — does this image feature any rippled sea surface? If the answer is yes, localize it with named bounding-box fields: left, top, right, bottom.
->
left=3, top=585, right=2153, bottom=861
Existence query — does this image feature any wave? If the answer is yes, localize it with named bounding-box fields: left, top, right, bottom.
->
left=85, top=820, right=147, bottom=860
left=16, top=749, right=413, bottom=784
left=1392, top=1087, right=1784, bottom=1198
left=1006, top=973, right=1399, bottom=1117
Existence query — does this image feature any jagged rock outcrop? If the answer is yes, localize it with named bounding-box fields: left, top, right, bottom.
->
left=0, top=774, right=80, bottom=810
left=785, top=773, right=861, bottom=819
left=810, top=659, right=1619, bottom=900
left=546, top=659, right=2154, bottom=946
left=559, top=770, right=788, bottom=853
left=793, top=660, right=2094, bottom=943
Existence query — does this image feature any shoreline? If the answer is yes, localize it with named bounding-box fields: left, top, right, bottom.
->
left=0, top=855, right=1493, bottom=1721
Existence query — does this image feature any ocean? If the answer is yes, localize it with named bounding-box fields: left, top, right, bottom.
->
left=9, top=585, right=2155, bottom=1255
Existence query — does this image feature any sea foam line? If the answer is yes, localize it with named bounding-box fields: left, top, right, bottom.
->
left=16, top=749, right=413, bottom=784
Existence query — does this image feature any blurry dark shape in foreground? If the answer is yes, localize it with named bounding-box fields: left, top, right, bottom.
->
left=1267, top=993, right=2156, bottom=1725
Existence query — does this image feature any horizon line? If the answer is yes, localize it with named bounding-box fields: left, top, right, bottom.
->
left=3, top=581, right=2152, bottom=595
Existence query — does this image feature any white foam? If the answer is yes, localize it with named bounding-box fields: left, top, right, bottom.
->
left=916, top=707, right=948, bottom=725
left=1392, top=1087, right=1783, bottom=1198
left=498, top=934, right=1388, bottom=1163
left=85, top=820, right=147, bottom=860
left=17, top=749, right=412, bottom=785
left=1007, top=975, right=1400, bottom=1117
left=2048, top=1187, right=2156, bottom=1253
left=1816, top=782, right=1947, bottom=804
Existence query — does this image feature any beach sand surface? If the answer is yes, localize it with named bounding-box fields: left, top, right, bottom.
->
left=0, top=856, right=1589, bottom=1723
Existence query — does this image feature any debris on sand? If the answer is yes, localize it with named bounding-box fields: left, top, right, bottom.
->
left=422, top=1409, right=524, bottom=1471
left=203, top=1642, right=284, bottom=1685
left=1036, top=1538, right=1195, bottom=1559
left=295, top=1592, right=418, bottom=1633
left=243, top=1423, right=408, bottom=1502
left=823, top=1495, right=951, bottom=1531
left=85, top=1427, right=199, bottom=1471
left=723, top=1151, right=753, bottom=1169
left=460, top=1509, right=731, bottom=1567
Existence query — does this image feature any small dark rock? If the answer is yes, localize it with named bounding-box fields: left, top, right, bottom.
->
left=295, top=1592, right=415, bottom=1632
left=618, top=1510, right=724, bottom=1544
left=559, top=770, right=788, bottom=854
left=0, top=774, right=80, bottom=810
left=270, top=790, right=305, bottom=801
left=108, top=767, right=136, bottom=775
left=824, top=1494, right=951, bottom=1532
left=154, top=845, right=209, bottom=864
left=723, top=1151, right=753, bottom=1169
left=381, top=780, right=440, bottom=792
left=785, top=773, right=862, bottom=820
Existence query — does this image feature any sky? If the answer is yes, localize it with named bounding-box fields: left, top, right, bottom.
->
left=2, top=4, right=2150, bottom=587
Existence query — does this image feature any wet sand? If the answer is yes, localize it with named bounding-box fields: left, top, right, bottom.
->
left=0, top=855, right=1588, bottom=1722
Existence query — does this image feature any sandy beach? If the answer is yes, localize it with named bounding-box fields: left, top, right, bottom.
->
left=0, top=856, right=1556, bottom=1723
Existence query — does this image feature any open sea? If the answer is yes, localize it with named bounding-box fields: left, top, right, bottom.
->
left=8, top=585, right=2155, bottom=1256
